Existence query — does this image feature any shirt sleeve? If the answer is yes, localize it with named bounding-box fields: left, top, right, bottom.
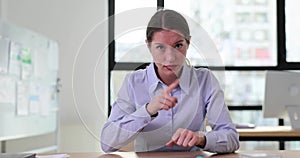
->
left=202, top=71, right=240, bottom=153
left=100, top=74, right=151, bottom=153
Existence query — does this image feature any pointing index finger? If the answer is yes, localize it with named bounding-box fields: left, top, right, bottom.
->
left=166, top=79, right=179, bottom=93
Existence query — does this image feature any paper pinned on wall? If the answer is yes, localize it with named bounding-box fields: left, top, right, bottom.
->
left=0, top=37, right=10, bottom=74
left=9, top=41, right=22, bottom=78
left=16, top=81, right=29, bottom=116
left=39, top=86, right=51, bottom=116
left=29, top=82, right=40, bottom=114
left=0, top=77, right=16, bottom=104
left=21, top=48, right=33, bottom=80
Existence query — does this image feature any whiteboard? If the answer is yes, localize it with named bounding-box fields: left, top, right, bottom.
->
left=0, top=21, right=59, bottom=141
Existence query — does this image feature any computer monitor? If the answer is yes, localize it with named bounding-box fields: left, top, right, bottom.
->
left=263, top=70, right=300, bottom=119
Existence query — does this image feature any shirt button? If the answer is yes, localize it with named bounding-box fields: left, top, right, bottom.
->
left=144, top=120, right=148, bottom=123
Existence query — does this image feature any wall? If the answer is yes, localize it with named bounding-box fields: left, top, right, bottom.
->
left=1, top=0, right=108, bottom=152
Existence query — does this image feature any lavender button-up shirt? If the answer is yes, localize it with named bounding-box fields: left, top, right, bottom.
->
left=101, top=62, right=239, bottom=153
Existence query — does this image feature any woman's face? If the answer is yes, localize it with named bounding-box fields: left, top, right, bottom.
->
left=147, top=29, right=190, bottom=78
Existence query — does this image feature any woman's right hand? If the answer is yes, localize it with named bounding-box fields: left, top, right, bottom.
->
left=146, top=79, right=179, bottom=115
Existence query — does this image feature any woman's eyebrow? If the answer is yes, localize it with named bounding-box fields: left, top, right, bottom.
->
left=152, top=42, right=167, bottom=46
left=172, top=40, right=185, bottom=46
left=152, top=39, right=184, bottom=46
left=174, top=40, right=184, bottom=44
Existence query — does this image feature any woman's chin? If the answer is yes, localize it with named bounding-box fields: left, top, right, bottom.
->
left=164, top=70, right=179, bottom=78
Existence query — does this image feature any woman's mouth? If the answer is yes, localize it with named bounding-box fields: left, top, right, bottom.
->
left=163, top=65, right=177, bottom=71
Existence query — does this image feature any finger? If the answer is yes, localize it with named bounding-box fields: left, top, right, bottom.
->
left=183, top=132, right=193, bottom=147
left=160, top=95, right=177, bottom=109
left=160, top=104, right=171, bottom=110
left=161, top=97, right=177, bottom=108
left=188, top=135, right=198, bottom=147
left=166, top=79, right=179, bottom=93
left=176, top=130, right=188, bottom=146
left=165, top=140, right=175, bottom=147
left=164, top=94, right=178, bottom=104
left=171, top=130, right=181, bottom=143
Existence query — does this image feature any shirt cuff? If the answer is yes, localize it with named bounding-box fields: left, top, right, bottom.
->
left=202, top=132, right=216, bottom=151
left=131, top=104, right=152, bottom=124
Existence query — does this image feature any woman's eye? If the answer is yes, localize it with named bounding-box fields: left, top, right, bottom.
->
left=175, top=43, right=183, bottom=49
left=156, top=45, right=165, bottom=50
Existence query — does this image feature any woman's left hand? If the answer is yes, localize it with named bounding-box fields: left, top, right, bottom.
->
left=165, top=128, right=206, bottom=148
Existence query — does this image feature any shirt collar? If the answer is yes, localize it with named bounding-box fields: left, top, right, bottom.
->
left=147, top=63, right=162, bottom=96
left=146, top=62, right=191, bottom=95
left=178, top=62, right=191, bottom=94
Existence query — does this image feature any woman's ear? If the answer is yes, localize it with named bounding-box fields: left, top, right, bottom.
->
left=187, top=36, right=191, bottom=42
left=186, top=36, right=191, bottom=49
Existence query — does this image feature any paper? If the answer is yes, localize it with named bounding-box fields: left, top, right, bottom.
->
left=39, top=86, right=51, bottom=116
left=29, top=83, right=40, bottom=114
left=16, top=81, right=29, bottom=116
left=9, top=42, right=22, bottom=78
left=36, top=154, right=69, bottom=158
left=21, top=48, right=33, bottom=80
left=240, top=153, right=282, bottom=158
left=0, top=37, right=10, bottom=74
left=0, top=77, right=16, bottom=104
left=0, top=153, right=35, bottom=158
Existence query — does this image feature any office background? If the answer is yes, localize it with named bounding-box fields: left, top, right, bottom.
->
left=0, top=0, right=108, bottom=153
left=0, top=0, right=300, bottom=153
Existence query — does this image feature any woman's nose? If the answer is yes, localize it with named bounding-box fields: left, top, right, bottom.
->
left=165, top=46, right=176, bottom=62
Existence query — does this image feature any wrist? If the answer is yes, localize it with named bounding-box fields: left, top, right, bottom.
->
left=196, top=134, right=206, bottom=148
left=146, top=103, right=158, bottom=116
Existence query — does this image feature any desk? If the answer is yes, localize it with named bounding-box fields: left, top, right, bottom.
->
left=238, top=126, right=300, bottom=150
left=119, top=126, right=300, bottom=151
left=43, top=151, right=300, bottom=158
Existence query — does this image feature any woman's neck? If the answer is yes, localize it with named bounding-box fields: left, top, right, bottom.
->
left=154, top=64, right=182, bottom=86
left=160, top=74, right=178, bottom=86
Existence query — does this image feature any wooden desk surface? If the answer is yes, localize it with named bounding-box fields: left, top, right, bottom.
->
left=43, top=150, right=300, bottom=158
left=117, top=126, right=300, bottom=152
left=238, top=126, right=300, bottom=137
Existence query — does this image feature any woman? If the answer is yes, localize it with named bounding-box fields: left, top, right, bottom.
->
left=101, top=9, right=239, bottom=153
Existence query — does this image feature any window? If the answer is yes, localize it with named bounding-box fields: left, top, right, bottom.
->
left=108, top=0, right=300, bottom=150
left=165, top=0, right=277, bottom=67
left=109, top=0, right=281, bottom=108
left=286, top=0, right=300, bottom=62
left=114, top=0, right=156, bottom=63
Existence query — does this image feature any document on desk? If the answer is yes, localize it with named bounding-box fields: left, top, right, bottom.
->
left=36, top=154, right=69, bottom=158
left=240, top=153, right=282, bottom=158
left=0, top=153, right=35, bottom=158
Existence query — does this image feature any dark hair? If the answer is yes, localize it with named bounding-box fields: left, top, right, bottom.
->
left=146, top=9, right=190, bottom=44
